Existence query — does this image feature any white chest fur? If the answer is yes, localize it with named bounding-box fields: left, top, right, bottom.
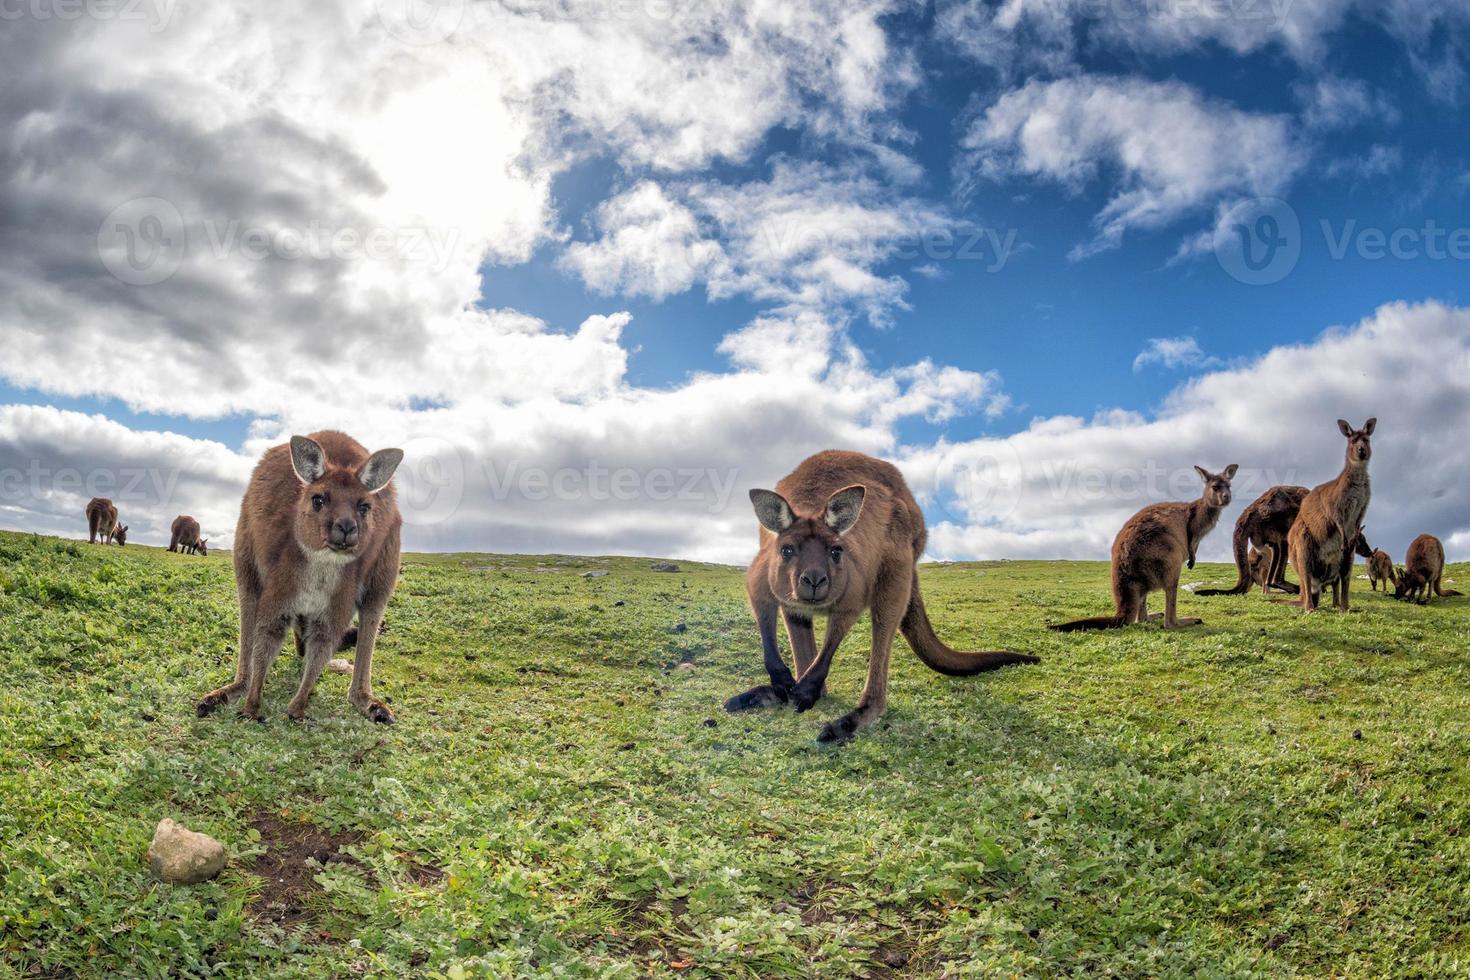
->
left=292, top=551, right=354, bottom=619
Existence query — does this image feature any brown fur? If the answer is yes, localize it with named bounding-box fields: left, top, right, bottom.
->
left=196, top=431, right=404, bottom=724
left=169, top=515, right=208, bottom=556
left=1285, top=419, right=1374, bottom=612
left=85, top=497, right=127, bottom=546
left=1051, top=464, right=1237, bottom=631
left=726, top=450, right=1037, bottom=743
left=1195, top=485, right=1308, bottom=596
left=1367, top=548, right=1396, bottom=592
left=1394, top=534, right=1461, bottom=604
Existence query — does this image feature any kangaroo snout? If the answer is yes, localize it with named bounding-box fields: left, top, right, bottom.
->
left=798, top=569, right=829, bottom=601
left=330, top=518, right=359, bottom=548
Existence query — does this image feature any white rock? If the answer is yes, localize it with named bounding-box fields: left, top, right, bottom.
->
left=147, top=818, right=226, bottom=884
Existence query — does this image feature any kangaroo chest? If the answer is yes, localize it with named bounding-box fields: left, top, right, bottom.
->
left=291, top=553, right=355, bottom=619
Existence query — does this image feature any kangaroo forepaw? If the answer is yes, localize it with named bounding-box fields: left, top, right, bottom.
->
left=817, top=713, right=860, bottom=744
left=789, top=683, right=823, bottom=713
left=360, top=699, right=395, bottom=724
left=723, top=684, right=789, bottom=712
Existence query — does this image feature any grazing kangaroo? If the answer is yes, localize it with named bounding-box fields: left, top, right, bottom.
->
left=726, top=450, right=1038, bottom=743
left=1285, top=419, right=1374, bottom=613
left=1394, top=534, right=1461, bottom=604
left=1195, top=485, right=1309, bottom=596
left=196, top=431, right=403, bottom=724
left=85, top=497, right=127, bottom=546
left=1367, top=548, right=1396, bottom=592
left=1050, top=464, right=1237, bottom=631
left=169, top=515, right=208, bottom=556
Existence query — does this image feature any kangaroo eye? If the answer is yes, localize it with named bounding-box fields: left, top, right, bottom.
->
left=829, top=546, right=843, bottom=562
left=311, top=494, right=325, bottom=511
left=779, top=545, right=795, bottom=560
left=357, top=502, right=371, bottom=516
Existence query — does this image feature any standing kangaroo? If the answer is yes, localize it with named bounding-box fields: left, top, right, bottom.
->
left=726, top=450, right=1037, bottom=743
left=196, top=431, right=403, bottom=724
left=85, top=497, right=127, bottom=546
left=169, top=515, right=208, bottom=556
left=1367, top=547, right=1396, bottom=592
left=1195, top=485, right=1309, bottom=596
left=1285, top=419, right=1374, bottom=613
left=1394, top=534, right=1461, bottom=604
left=1051, top=464, right=1237, bottom=631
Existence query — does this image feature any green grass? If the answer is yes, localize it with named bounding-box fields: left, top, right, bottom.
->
left=3, top=527, right=1470, bottom=977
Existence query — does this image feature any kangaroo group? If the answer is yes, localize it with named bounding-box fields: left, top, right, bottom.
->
left=71, top=416, right=1460, bottom=740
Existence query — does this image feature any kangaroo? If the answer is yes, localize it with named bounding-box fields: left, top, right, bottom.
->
left=726, top=450, right=1038, bottom=743
left=196, top=431, right=403, bottom=724
left=1195, top=485, right=1309, bottom=596
left=1051, top=464, right=1237, bottom=631
left=85, top=497, right=127, bottom=546
left=1394, top=534, right=1462, bottom=604
left=169, top=515, right=208, bottom=556
left=1367, top=548, right=1396, bottom=592
left=1285, top=419, right=1374, bottom=613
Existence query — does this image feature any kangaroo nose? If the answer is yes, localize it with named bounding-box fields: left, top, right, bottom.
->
left=799, top=571, right=828, bottom=593
left=331, top=519, right=358, bottom=545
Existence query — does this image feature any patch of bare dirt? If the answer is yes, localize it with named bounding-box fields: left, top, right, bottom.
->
left=246, top=812, right=366, bottom=933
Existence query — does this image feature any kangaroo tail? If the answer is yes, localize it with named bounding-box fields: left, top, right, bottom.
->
left=1195, top=520, right=1250, bottom=596
left=1436, top=585, right=1463, bottom=597
left=1048, top=615, right=1127, bottom=632
left=900, top=572, right=1038, bottom=675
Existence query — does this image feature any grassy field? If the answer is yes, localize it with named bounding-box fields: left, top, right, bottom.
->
left=3, top=528, right=1470, bottom=977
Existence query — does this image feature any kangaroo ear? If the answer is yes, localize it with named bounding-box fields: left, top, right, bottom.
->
left=358, top=448, right=404, bottom=493
left=1194, top=465, right=1209, bottom=483
left=1362, top=417, right=1377, bottom=435
left=824, top=485, right=866, bottom=536
left=1222, top=463, right=1239, bottom=480
left=1337, top=419, right=1353, bottom=437
left=290, top=436, right=327, bottom=484
left=750, top=489, right=795, bottom=534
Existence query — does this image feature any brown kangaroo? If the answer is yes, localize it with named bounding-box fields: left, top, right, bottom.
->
left=1195, top=485, right=1308, bottom=596
left=1367, top=548, right=1396, bottom=592
left=1285, top=419, right=1374, bottom=612
left=169, top=515, right=208, bottom=556
left=1394, top=534, right=1462, bottom=604
left=726, top=450, right=1037, bottom=743
left=196, top=431, right=403, bottom=724
left=85, top=497, right=127, bottom=546
left=1051, top=464, right=1237, bottom=631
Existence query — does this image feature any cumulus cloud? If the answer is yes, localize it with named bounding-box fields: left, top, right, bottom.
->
left=1133, top=337, right=1221, bottom=372
left=910, top=301, right=1470, bottom=563
left=961, top=76, right=1305, bottom=258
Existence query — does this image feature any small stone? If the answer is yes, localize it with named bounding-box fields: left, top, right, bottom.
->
left=702, top=718, right=717, bottom=728
left=650, top=562, right=680, bottom=573
left=147, top=818, right=226, bottom=885
left=582, top=570, right=608, bottom=578
left=676, top=662, right=696, bottom=671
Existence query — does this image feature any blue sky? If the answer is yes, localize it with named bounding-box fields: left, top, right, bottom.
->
left=1, top=0, right=1468, bottom=562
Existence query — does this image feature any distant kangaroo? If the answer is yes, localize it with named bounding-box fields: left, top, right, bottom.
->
left=1195, top=485, right=1308, bottom=596
left=1367, top=547, right=1396, bottom=592
left=85, top=497, right=127, bottom=546
left=1051, top=464, right=1237, bottom=631
left=726, top=450, right=1038, bottom=743
left=1285, top=419, right=1374, bottom=613
left=168, top=515, right=208, bottom=556
left=197, top=431, right=403, bottom=724
left=1394, top=534, right=1461, bottom=604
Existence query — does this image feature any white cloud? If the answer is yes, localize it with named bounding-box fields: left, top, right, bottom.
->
left=1298, top=76, right=1402, bottom=130
left=1133, top=337, right=1221, bottom=372
left=909, top=301, right=1470, bottom=563
left=961, top=76, right=1305, bottom=258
